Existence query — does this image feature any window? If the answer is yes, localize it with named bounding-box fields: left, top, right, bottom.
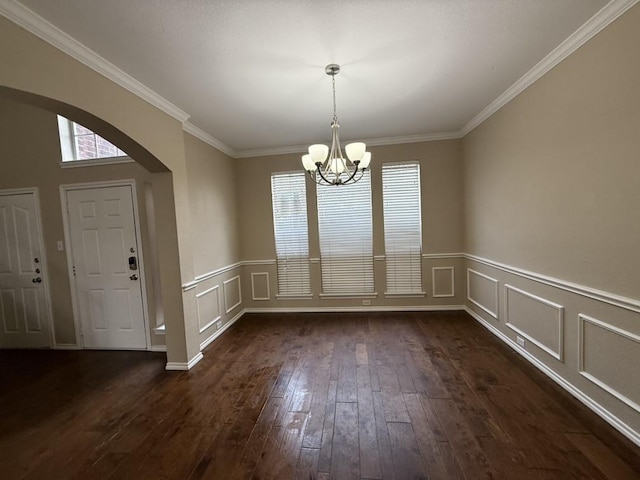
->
left=271, top=172, right=311, bottom=296
left=317, top=171, right=374, bottom=294
left=57, top=115, right=128, bottom=163
left=382, top=162, right=423, bottom=294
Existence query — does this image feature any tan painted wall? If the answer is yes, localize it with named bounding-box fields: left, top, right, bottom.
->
left=184, top=133, right=240, bottom=276
left=0, top=97, right=162, bottom=346
left=463, top=4, right=640, bottom=299
left=462, top=5, right=640, bottom=438
left=0, top=16, right=201, bottom=364
left=236, top=140, right=465, bottom=309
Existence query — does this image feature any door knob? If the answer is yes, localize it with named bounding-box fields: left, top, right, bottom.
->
left=32, top=277, right=42, bottom=283
left=129, top=274, right=138, bottom=281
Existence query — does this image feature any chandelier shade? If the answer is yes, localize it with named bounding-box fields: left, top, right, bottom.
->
left=301, top=64, right=371, bottom=186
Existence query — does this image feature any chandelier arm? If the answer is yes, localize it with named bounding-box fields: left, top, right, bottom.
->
left=316, top=164, right=337, bottom=186
left=342, top=161, right=361, bottom=184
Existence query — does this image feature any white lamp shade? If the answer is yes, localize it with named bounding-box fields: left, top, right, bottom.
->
left=301, top=154, right=316, bottom=171
left=309, top=144, right=329, bottom=163
left=328, top=157, right=346, bottom=174
left=359, top=152, right=371, bottom=169
left=345, top=142, right=366, bottom=161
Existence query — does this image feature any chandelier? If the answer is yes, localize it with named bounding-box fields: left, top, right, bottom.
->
left=301, top=64, right=371, bottom=186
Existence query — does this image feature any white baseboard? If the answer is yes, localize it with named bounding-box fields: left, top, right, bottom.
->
left=464, top=306, right=640, bottom=448
left=244, top=305, right=466, bottom=314
left=165, top=351, right=203, bottom=371
left=200, top=308, right=246, bottom=351
left=150, top=344, right=167, bottom=352
left=53, top=344, right=81, bottom=350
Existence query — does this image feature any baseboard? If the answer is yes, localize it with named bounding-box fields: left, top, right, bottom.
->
left=463, top=306, right=640, bottom=448
left=244, top=305, right=466, bottom=314
left=150, top=344, right=167, bottom=352
left=165, top=352, right=203, bottom=371
left=200, top=308, right=246, bottom=351
left=53, top=343, right=81, bottom=350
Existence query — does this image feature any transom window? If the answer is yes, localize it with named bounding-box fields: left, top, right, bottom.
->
left=57, top=115, right=128, bottom=163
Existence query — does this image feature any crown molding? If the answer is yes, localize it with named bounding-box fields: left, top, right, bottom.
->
left=233, top=130, right=464, bottom=158
left=461, top=0, right=639, bottom=136
left=0, top=0, right=190, bottom=123
left=183, top=122, right=236, bottom=158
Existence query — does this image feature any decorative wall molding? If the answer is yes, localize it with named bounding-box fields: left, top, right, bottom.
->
left=467, top=268, right=499, bottom=319
left=423, top=253, right=465, bottom=259
left=578, top=314, right=640, bottom=414
left=374, top=255, right=386, bottom=261
left=182, top=261, right=243, bottom=291
left=243, top=259, right=277, bottom=266
left=461, top=0, right=640, bottom=136
left=432, top=266, right=455, bottom=298
left=250, top=272, right=271, bottom=301
left=196, top=285, right=221, bottom=333
left=183, top=122, right=236, bottom=157
left=199, top=308, right=245, bottom=351
left=223, top=275, right=242, bottom=314
left=233, top=131, right=463, bottom=159
left=165, top=352, right=203, bottom=371
left=504, top=284, right=564, bottom=361
left=0, top=0, right=190, bottom=123
left=466, top=254, right=640, bottom=314
left=465, top=306, right=640, bottom=448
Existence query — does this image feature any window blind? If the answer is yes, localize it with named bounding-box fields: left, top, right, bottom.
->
left=271, top=172, right=311, bottom=295
left=317, top=171, right=374, bottom=294
left=382, top=162, right=423, bottom=294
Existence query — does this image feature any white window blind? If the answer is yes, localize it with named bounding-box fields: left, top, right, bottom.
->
left=317, top=171, right=374, bottom=294
left=382, top=162, right=423, bottom=294
left=271, top=172, right=311, bottom=295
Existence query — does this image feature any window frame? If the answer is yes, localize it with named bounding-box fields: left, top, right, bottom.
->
left=316, top=170, right=376, bottom=298
left=382, top=160, right=424, bottom=297
left=57, top=116, right=133, bottom=168
left=270, top=171, right=313, bottom=299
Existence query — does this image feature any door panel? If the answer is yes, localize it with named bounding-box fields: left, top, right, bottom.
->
left=0, top=192, right=51, bottom=348
left=67, top=185, right=147, bottom=349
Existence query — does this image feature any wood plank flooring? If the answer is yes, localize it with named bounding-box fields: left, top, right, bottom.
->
left=1, top=311, right=638, bottom=479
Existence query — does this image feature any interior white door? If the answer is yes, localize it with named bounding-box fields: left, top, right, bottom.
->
left=0, top=191, right=51, bottom=348
left=66, top=185, right=147, bottom=349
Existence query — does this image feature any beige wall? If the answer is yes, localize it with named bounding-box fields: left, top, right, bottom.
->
left=0, top=15, right=203, bottom=365
left=462, top=5, right=640, bottom=439
left=463, top=4, right=640, bottom=299
left=236, top=140, right=466, bottom=309
left=0, top=97, right=160, bottom=346
left=184, top=133, right=240, bottom=276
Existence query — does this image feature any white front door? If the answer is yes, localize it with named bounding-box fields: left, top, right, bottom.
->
left=0, top=191, right=51, bottom=348
left=66, top=185, right=147, bottom=349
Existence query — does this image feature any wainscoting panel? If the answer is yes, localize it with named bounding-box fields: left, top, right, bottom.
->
left=505, top=284, right=564, bottom=361
left=195, top=285, right=221, bottom=333
left=251, top=272, right=270, bottom=301
left=432, top=266, right=455, bottom=298
left=467, top=268, right=499, bottom=318
left=223, top=275, right=242, bottom=314
left=579, top=314, right=640, bottom=414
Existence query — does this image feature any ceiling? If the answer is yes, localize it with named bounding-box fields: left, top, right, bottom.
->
left=10, top=0, right=614, bottom=156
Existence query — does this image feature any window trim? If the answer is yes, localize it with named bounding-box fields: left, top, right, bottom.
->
left=382, top=160, right=424, bottom=295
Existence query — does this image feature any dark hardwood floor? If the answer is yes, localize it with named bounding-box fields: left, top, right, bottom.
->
left=1, top=311, right=639, bottom=479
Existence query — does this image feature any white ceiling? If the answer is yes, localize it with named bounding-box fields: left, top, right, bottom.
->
left=12, top=0, right=613, bottom=156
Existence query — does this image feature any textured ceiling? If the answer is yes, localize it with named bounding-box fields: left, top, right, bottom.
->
left=17, top=0, right=609, bottom=155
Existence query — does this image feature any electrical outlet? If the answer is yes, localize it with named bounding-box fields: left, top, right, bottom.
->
left=516, top=336, right=526, bottom=348
left=216, top=320, right=222, bottom=330
left=362, top=299, right=371, bottom=306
